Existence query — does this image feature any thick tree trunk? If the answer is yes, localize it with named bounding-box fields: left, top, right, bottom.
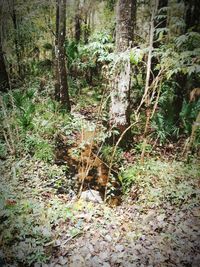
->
left=110, top=60, right=131, bottom=132
left=54, top=0, right=71, bottom=111
left=109, top=0, right=135, bottom=139
left=115, top=0, right=135, bottom=52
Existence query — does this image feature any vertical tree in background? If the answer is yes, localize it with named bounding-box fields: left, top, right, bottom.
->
left=74, top=0, right=81, bottom=43
left=54, top=0, right=71, bottom=111
left=83, top=0, right=91, bottom=44
left=184, top=0, right=200, bottom=33
left=55, top=0, right=60, bottom=101
left=109, top=0, right=135, bottom=139
left=8, top=0, right=22, bottom=77
left=0, top=36, right=9, bottom=92
left=0, top=1, right=9, bottom=91
left=140, top=0, right=158, bottom=163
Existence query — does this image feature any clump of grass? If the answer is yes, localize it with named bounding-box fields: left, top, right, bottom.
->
left=120, top=159, right=200, bottom=206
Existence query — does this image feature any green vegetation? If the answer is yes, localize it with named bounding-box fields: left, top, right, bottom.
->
left=0, top=165, right=77, bottom=265
left=120, top=159, right=199, bottom=206
left=0, top=0, right=199, bottom=266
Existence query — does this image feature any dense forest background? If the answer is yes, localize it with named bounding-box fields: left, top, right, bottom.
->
left=0, top=0, right=200, bottom=266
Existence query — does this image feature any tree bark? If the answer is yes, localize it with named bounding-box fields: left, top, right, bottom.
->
left=0, top=37, right=9, bottom=92
left=8, top=0, right=22, bottom=77
left=83, top=14, right=90, bottom=44
left=109, top=0, right=135, bottom=141
left=115, top=0, right=135, bottom=52
left=75, top=0, right=81, bottom=43
left=55, top=0, right=60, bottom=101
left=0, top=2, right=9, bottom=91
left=54, top=0, right=71, bottom=111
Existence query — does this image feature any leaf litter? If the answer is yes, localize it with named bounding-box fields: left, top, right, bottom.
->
left=0, top=155, right=200, bottom=267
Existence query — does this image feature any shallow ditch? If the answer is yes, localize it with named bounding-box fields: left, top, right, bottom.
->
left=54, top=131, right=122, bottom=206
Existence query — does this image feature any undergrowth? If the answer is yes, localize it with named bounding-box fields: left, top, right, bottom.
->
left=0, top=79, right=199, bottom=266
left=120, top=158, right=200, bottom=207
left=0, top=158, right=82, bottom=265
left=0, top=83, right=74, bottom=161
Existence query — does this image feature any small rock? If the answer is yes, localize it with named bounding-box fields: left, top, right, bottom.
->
left=99, top=251, right=109, bottom=261
left=143, top=210, right=155, bottom=223
left=59, top=256, right=68, bottom=265
left=85, top=253, right=92, bottom=260
left=79, top=246, right=90, bottom=256
left=102, top=262, right=111, bottom=267
left=115, top=244, right=124, bottom=252
left=88, top=244, right=95, bottom=254
left=90, top=255, right=102, bottom=267
left=70, top=255, right=85, bottom=267
left=80, top=190, right=103, bottom=203
left=104, top=234, right=112, bottom=242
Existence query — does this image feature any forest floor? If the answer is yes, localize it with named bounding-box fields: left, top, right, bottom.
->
left=0, top=154, right=200, bottom=267
left=0, top=88, right=200, bottom=267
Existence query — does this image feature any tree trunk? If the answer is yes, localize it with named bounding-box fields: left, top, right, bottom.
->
left=0, top=2, right=9, bottom=91
left=54, top=0, right=71, bottom=111
left=184, top=0, right=200, bottom=33
left=9, top=0, right=22, bottom=77
left=75, top=0, right=81, bottom=43
left=174, top=74, right=187, bottom=125
left=115, top=0, right=135, bottom=52
left=55, top=0, right=60, bottom=101
left=0, top=37, right=9, bottom=92
left=109, top=0, right=135, bottom=141
left=83, top=14, right=90, bottom=44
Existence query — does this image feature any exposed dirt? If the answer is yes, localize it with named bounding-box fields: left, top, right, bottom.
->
left=54, top=129, right=122, bottom=205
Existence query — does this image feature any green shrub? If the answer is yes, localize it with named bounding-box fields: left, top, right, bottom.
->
left=25, top=135, right=54, bottom=162
left=150, top=83, right=180, bottom=143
